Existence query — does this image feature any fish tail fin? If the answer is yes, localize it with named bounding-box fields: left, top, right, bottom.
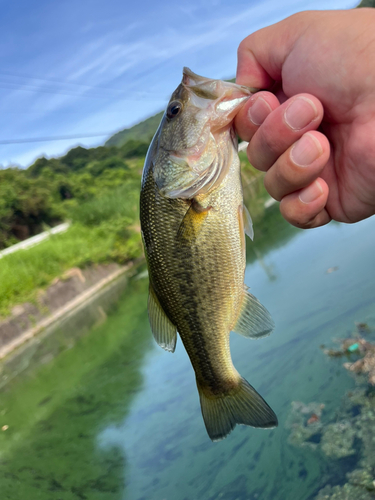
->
left=197, top=377, right=278, bottom=441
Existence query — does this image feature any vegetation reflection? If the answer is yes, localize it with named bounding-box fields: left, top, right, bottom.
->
left=0, top=276, right=151, bottom=500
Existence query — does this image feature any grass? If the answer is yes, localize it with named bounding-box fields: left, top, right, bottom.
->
left=0, top=222, right=142, bottom=318
left=69, top=178, right=140, bottom=227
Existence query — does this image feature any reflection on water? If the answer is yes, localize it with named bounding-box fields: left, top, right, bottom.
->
left=1, top=205, right=375, bottom=500
left=0, top=276, right=152, bottom=500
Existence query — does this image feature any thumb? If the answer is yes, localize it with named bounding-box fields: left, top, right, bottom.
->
left=236, top=12, right=313, bottom=88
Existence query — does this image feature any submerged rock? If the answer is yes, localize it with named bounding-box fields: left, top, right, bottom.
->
left=344, top=339, right=375, bottom=385
left=321, top=421, right=356, bottom=458
left=347, top=468, right=375, bottom=491
left=316, top=483, right=374, bottom=500
left=285, top=401, right=325, bottom=450
left=287, top=324, right=375, bottom=499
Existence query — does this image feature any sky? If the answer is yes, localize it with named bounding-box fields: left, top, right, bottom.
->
left=0, top=0, right=356, bottom=168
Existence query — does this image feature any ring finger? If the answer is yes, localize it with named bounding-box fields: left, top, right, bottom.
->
left=264, top=130, right=330, bottom=201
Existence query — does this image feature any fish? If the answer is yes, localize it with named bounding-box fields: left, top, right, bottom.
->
left=140, top=67, right=277, bottom=441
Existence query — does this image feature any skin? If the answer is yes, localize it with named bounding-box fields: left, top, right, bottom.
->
left=234, top=9, right=375, bottom=229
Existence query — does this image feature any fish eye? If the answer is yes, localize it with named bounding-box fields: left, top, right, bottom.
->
left=167, top=101, right=182, bottom=119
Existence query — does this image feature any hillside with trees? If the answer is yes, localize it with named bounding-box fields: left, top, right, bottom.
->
left=0, top=140, right=149, bottom=249
left=105, top=111, right=163, bottom=147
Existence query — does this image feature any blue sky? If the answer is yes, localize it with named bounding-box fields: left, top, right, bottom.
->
left=0, top=0, right=355, bottom=168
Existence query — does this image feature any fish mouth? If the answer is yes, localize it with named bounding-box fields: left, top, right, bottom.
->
left=182, top=67, right=253, bottom=132
left=182, top=67, right=259, bottom=94
left=177, top=68, right=254, bottom=159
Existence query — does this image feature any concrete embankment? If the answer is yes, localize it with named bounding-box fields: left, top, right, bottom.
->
left=0, top=262, right=136, bottom=360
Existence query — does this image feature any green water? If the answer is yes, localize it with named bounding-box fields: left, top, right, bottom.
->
left=1, top=205, right=375, bottom=500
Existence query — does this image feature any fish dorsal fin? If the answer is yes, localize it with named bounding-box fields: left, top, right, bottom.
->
left=243, top=205, right=254, bottom=241
left=177, top=201, right=210, bottom=243
left=148, top=285, right=177, bottom=352
left=233, top=286, right=274, bottom=339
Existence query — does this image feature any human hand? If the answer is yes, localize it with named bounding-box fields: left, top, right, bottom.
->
left=235, top=9, right=375, bottom=228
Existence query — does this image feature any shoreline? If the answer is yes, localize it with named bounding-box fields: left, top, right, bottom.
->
left=0, top=261, right=137, bottom=360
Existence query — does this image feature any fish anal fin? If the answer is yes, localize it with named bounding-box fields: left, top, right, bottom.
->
left=148, top=285, right=177, bottom=352
left=177, top=201, right=211, bottom=242
left=198, top=377, right=278, bottom=441
left=233, top=287, right=274, bottom=339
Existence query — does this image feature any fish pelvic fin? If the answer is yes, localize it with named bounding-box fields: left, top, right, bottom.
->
left=233, top=287, right=274, bottom=339
left=148, top=284, right=177, bottom=352
left=198, top=378, right=278, bottom=441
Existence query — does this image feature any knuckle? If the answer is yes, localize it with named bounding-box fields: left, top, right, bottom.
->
left=263, top=172, right=282, bottom=201
left=246, top=147, right=260, bottom=170
left=237, top=40, right=246, bottom=57
left=237, top=36, right=252, bottom=58
left=260, top=130, right=284, bottom=157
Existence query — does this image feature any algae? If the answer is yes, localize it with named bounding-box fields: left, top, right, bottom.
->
left=287, top=324, right=375, bottom=500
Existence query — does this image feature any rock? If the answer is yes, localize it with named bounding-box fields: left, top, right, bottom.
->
left=321, top=421, right=356, bottom=458
left=347, top=468, right=375, bottom=491
left=316, top=483, right=374, bottom=500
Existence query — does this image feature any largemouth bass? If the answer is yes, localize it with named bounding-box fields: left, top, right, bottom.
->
left=140, top=68, right=277, bottom=441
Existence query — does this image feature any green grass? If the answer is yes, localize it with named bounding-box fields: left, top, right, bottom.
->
left=70, top=181, right=139, bottom=226
left=0, top=222, right=142, bottom=317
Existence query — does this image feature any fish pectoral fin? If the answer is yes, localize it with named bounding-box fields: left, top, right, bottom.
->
left=243, top=204, right=254, bottom=241
left=177, top=201, right=211, bottom=243
left=198, top=377, right=278, bottom=441
left=148, top=285, right=177, bottom=353
left=233, top=286, right=274, bottom=339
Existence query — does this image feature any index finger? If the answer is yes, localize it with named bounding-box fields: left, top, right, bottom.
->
left=235, top=91, right=280, bottom=142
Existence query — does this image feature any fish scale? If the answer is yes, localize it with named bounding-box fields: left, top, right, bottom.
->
left=140, top=68, right=277, bottom=441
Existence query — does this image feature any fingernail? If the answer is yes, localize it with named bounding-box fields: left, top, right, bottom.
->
left=291, top=133, right=323, bottom=166
left=299, top=180, right=324, bottom=204
left=249, top=97, right=272, bottom=126
left=284, top=97, right=318, bottom=130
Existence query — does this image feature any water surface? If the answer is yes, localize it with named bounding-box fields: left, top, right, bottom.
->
left=1, top=206, right=374, bottom=500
